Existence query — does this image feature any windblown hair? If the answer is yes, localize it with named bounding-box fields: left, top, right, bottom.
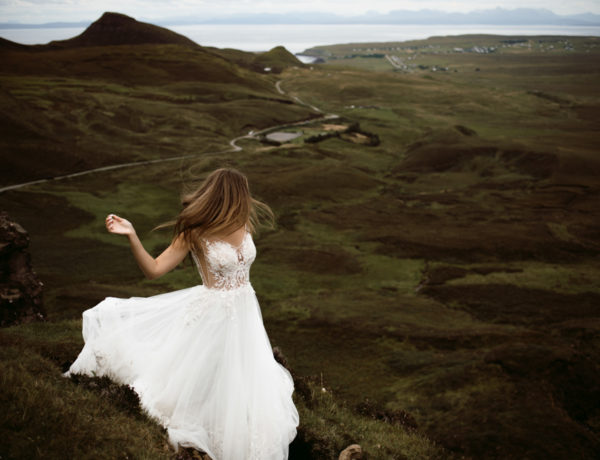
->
left=170, top=168, right=273, bottom=252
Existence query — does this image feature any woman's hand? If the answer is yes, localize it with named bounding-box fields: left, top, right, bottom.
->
left=105, top=214, right=135, bottom=236
left=104, top=214, right=188, bottom=279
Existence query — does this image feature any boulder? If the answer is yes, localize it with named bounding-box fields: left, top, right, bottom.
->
left=339, top=444, right=362, bottom=460
left=0, top=212, right=45, bottom=326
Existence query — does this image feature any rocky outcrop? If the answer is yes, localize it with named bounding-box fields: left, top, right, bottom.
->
left=339, top=444, right=362, bottom=459
left=0, top=212, right=44, bottom=326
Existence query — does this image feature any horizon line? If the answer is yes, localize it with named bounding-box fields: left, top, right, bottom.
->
left=2, top=7, right=600, bottom=28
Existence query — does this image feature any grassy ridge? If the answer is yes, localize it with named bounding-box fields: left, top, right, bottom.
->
left=0, top=321, right=172, bottom=459
left=1, top=34, right=600, bottom=458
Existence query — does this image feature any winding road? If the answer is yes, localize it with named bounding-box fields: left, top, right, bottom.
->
left=385, top=54, right=405, bottom=70
left=0, top=80, right=337, bottom=194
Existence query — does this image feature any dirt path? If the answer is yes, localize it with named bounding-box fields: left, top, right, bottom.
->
left=385, top=54, right=404, bottom=69
left=0, top=79, right=337, bottom=194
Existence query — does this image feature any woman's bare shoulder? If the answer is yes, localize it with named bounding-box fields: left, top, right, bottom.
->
left=207, top=225, right=247, bottom=247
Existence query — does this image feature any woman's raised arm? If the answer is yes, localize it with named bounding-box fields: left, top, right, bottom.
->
left=106, top=214, right=189, bottom=280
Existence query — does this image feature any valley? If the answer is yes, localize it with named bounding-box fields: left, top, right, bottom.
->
left=1, top=13, right=599, bottom=459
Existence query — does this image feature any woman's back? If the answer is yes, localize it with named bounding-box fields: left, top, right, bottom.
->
left=68, top=169, right=297, bottom=459
left=192, top=226, right=257, bottom=291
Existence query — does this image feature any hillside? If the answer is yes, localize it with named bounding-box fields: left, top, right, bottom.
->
left=210, top=45, right=305, bottom=74
left=0, top=12, right=270, bottom=85
left=0, top=37, right=28, bottom=50
left=49, top=12, right=198, bottom=48
left=0, top=14, right=314, bottom=187
left=253, top=46, right=304, bottom=72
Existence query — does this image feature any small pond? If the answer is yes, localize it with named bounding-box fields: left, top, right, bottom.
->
left=266, top=131, right=303, bottom=142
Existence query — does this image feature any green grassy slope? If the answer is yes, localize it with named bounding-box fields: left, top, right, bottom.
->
left=0, top=13, right=312, bottom=187
left=259, top=39, right=600, bottom=458
left=0, top=320, right=446, bottom=459
left=0, top=67, right=312, bottom=186
left=252, top=46, right=304, bottom=73
left=210, top=45, right=304, bottom=74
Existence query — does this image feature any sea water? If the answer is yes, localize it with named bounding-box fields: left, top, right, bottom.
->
left=2, top=23, right=599, bottom=56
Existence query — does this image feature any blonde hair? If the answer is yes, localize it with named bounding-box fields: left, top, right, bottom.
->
left=170, top=168, right=273, bottom=252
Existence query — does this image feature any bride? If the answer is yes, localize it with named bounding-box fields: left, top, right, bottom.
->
left=65, top=168, right=299, bottom=459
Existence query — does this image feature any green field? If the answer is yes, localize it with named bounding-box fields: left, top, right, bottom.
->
left=1, top=26, right=599, bottom=459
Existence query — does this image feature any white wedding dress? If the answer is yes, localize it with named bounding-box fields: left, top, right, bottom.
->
left=65, top=230, right=299, bottom=460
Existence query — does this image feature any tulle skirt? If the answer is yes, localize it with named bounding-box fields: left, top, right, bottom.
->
left=65, top=284, right=298, bottom=460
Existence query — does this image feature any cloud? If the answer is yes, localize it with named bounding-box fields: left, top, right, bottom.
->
left=1, top=0, right=599, bottom=24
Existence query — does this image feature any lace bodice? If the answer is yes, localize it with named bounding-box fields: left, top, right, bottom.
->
left=191, top=231, right=256, bottom=290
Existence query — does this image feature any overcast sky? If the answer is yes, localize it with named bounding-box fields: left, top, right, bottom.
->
left=1, top=0, right=599, bottom=24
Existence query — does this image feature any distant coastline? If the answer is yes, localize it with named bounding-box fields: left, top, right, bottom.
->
left=2, top=23, right=599, bottom=54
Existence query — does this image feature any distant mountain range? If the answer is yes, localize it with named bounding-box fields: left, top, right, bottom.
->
left=1, top=8, right=600, bottom=29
